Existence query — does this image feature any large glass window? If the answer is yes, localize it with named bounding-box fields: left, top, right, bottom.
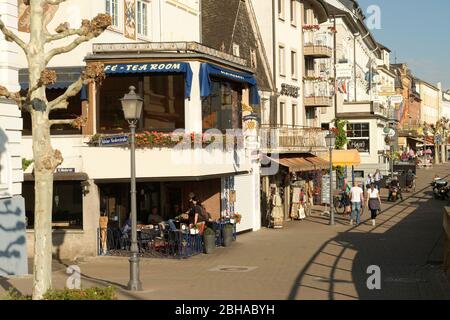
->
left=98, top=74, right=185, bottom=133
left=201, top=79, right=243, bottom=132
left=347, top=122, right=370, bottom=152
left=24, top=181, right=83, bottom=230
left=22, top=89, right=82, bottom=135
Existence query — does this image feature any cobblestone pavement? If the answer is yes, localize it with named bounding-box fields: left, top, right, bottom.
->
left=2, top=164, right=450, bottom=300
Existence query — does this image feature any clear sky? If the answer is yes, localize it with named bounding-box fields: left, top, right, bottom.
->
left=357, top=0, right=450, bottom=90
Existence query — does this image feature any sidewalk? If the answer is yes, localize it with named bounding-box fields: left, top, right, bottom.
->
left=2, top=163, right=450, bottom=300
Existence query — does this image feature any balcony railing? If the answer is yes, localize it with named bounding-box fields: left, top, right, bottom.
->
left=304, top=80, right=333, bottom=107
left=303, top=29, right=333, bottom=58
left=259, top=125, right=328, bottom=153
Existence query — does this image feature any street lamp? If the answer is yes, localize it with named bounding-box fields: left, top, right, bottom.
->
left=120, top=86, right=143, bottom=291
left=325, top=132, right=336, bottom=226
left=423, top=127, right=429, bottom=167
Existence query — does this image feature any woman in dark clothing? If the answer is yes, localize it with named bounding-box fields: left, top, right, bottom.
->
left=188, top=197, right=206, bottom=227
left=366, top=183, right=381, bottom=227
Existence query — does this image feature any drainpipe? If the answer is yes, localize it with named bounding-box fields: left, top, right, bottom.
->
left=333, top=15, right=337, bottom=118
left=353, top=33, right=357, bottom=102
left=199, top=0, right=202, bottom=43
left=271, top=0, right=278, bottom=126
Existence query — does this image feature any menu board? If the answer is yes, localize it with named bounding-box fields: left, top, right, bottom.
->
left=321, top=175, right=331, bottom=204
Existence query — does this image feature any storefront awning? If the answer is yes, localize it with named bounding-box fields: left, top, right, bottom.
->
left=104, top=62, right=193, bottom=98
left=270, top=154, right=329, bottom=172
left=24, top=172, right=89, bottom=181
left=19, top=67, right=88, bottom=100
left=320, top=150, right=361, bottom=167
left=199, top=63, right=260, bottom=104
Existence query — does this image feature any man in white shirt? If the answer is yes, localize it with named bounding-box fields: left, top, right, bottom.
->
left=349, top=182, right=364, bottom=226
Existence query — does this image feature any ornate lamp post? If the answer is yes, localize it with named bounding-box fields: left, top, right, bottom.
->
left=325, top=132, right=336, bottom=226
left=120, top=86, right=143, bottom=291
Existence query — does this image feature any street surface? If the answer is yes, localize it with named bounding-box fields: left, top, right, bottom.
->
left=2, top=163, right=450, bottom=300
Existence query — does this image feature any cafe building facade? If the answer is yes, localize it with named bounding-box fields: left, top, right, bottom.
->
left=21, top=42, right=262, bottom=260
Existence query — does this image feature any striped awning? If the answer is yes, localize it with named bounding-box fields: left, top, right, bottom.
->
left=271, top=154, right=329, bottom=172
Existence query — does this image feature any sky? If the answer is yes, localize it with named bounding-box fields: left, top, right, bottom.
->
left=357, top=0, right=450, bottom=90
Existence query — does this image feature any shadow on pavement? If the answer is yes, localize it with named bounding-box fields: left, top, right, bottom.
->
left=288, top=169, right=450, bottom=300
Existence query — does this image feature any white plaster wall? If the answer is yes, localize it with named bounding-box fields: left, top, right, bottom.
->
left=0, top=0, right=23, bottom=198
left=15, top=0, right=200, bottom=68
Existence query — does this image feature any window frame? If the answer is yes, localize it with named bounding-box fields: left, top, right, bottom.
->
left=346, top=122, right=370, bottom=153
left=137, top=0, right=149, bottom=38
left=279, top=45, right=286, bottom=77
left=291, top=50, right=298, bottom=80
left=290, top=0, right=297, bottom=26
left=278, top=0, right=285, bottom=21
left=106, top=0, right=120, bottom=28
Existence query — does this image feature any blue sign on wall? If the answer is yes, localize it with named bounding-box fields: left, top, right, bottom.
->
left=100, top=135, right=129, bottom=146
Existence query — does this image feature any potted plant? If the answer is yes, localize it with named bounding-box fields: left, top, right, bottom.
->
left=203, top=227, right=216, bottom=254
left=222, top=223, right=234, bottom=247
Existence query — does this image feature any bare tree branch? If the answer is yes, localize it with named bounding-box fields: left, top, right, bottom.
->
left=0, top=18, right=28, bottom=52
left=48, top=77, right=85, bottom=110
left=49, top=119, right=74, bottom=127
left=48, top=62, right=105, bottom=111
left=45, top=14, right=112, bottom=64
left=0, top=85, right=25, bottom=106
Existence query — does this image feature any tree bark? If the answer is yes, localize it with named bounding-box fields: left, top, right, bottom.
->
left=29, top=0, right=57, bottom=300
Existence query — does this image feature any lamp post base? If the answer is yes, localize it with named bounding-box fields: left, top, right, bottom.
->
left=127, top=254, right=143, bottom=291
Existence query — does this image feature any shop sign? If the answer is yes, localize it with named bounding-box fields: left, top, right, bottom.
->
left=321, top=175, right=330, bottom=204
left=280, top=83, right=300, bottom=98
left=336, top=63, right=352, bottom=79
left=389, top=95, right=403, bottom=104
left=105, top=62, right=185, bottom=74
left=99, top=135, right=129, bottom=146
left=348, top=139, right=370, bottom=153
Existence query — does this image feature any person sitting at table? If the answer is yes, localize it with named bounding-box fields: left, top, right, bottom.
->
left=147, top=207, right=163, bottom=225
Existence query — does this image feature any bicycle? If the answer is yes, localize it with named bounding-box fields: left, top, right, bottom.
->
left=333, top=192, right=347, bottom=215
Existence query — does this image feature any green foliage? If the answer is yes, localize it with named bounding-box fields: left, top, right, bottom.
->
left=203, top=227, right=215, bottom=236
left=3, top=288, right=31, bottom=300
left=224, top=223, right=234, bottom=230
left=3, top=286, right=117, bottom=300
left=333, top=119, right=348, bottom=150
left=42, top=286, right=117, bottom=300
left=22, top=158, right=34, bottom=171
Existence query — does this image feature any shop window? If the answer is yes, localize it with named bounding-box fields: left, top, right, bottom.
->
left=347, top=122, right=370, bottom=153
left=22, top=89, right=82, bottom=136
left=201, top=79, right=243, bottom=132
left=98, top=74, right=185, bottom=133
left=24, top=181, right=83, bottom=230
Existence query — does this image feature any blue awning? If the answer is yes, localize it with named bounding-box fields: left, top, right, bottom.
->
left=104, top=62, right=193, bottom=99
left=199, top=63, right=260, bottom=105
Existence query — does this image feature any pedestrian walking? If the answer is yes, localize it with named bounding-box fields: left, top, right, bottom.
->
left=366, top=183, right=381, bottom=227
left=365, top=174, right=374, bottom=190
left=374, top=169, right=383, bottom=191
left=349, top=182, right=364, bottom=226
